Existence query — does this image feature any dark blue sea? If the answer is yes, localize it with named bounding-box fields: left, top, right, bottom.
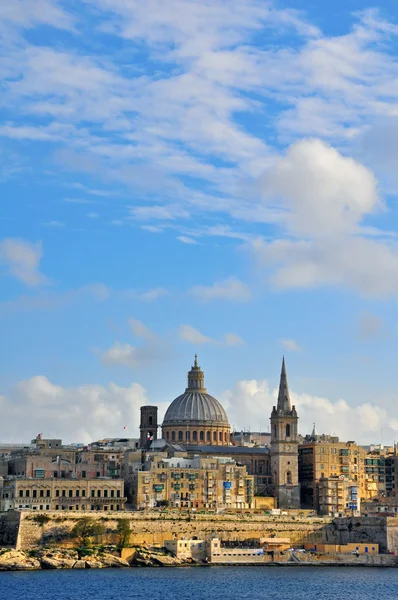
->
left=0, top=566, right=397, bottom=599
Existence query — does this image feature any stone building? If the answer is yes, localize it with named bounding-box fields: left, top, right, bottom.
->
left=270, top=358, right=300, bottom=508
left=318, top=475, right=360, bottom=516
left=161, top=356, right=230, bottom=446
left=138, top=355, right=300, bottom=509
left=130, top=453, right=254, bottom=510
left=298, top=438, right=385, bottom=511
left=0, top=477, right=126, bottom=511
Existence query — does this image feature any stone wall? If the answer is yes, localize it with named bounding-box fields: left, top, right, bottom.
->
left=0, top=511, right=21, bottom=547
left=10, top=511, right=333, bottom=550
left=2, top=511, right=397, bottom=554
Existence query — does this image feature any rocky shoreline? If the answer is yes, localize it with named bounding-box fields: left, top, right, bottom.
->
left=0, top=547, right=195, bottom=571
left=1, top=547, right=397, bottom=571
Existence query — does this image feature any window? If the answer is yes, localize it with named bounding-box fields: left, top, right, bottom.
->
left=178, top=431, right=183, bottom=441
left=200, top=431, right=204, bottom=441
left=56, top=490, right=60, bottom=497
left=166, top=431, right=169, bottom=440
left=82, top=490, right=86, bottom=497
left=54, top=471, right=58, bottom=478
left=186, top=431, right=190, bottom=441
left=82, top=471, right=86, bottom=478
left=286, top=424, right=291, bottom=437
left=286, top=471, right=292, bottom=485
left=46, top=505, right=50, bottom=510
left=104, top=490, right=108, bottom=498
left=219, top=432, right=222, bottom=442
left=111, top=490, right=114, bottom=498
left=91, top=490, right=95, bottom=497
left=19, top=490, right=23, bottom=498
left=97, top=490, right=101, bottom=497
left=274, top=425, right=277, bottom=438
left=40, top=490, right=44, bottom=497
left=172, top=431, right=176, bottom=441
left=117, top=490, right=121, bottom=498
left=206, top=431, right=210, bottom=441
left=193, top=431, right=197, bottom=441
left=96, top=472, right=101, bottom=477
left=69, top=490, right=73, bottom=497
left=76, top=490, right=80, bottom=497
left=213, top=432, right=216, bottom=442
left=46, top=490, right=50, bottom=497
left=224, top=432, right=227, bottom=443
left=33, top=490, right=37, bottom=498
left=26, top=490, right=30, bottom=498
left=149, top=416, right=153, bottom=426
left=62, top=490, right=66, bottom=497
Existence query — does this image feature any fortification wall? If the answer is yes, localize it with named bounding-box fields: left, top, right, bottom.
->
left=12, top=512, right=333, bottom=550
left=0, top=511, right=21, bottom=547
left=2, top=511, right=396, bottom=554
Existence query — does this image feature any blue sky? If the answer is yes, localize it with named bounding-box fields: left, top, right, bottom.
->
left=1, top=0, right=398, bottom=444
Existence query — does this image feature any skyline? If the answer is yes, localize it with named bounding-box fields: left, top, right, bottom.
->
left=2, top=1, right=398, bottom=444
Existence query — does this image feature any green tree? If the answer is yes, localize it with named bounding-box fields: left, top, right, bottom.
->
left=71, top=518, right=105, bottom=547
left=117, top=519, right=131, bottom=548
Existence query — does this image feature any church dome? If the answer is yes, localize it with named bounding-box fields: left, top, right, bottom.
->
left=162, top=356, right=229, bottom=426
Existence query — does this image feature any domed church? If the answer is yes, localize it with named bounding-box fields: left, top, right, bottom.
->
left=161, top=355, right=230, bottom=446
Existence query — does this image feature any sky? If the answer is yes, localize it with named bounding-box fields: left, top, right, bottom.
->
left=1, top=0, right=398, bottom=444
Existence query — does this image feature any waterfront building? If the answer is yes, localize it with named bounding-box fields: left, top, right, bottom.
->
left=130, top=453, right=254, bottom=510
left=318, top=475, right=360, bottom=516
left=0, top=477, right=126, bottom=511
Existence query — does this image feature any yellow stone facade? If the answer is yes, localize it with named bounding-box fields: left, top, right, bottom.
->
left=131, top=453, right=254, bottom=510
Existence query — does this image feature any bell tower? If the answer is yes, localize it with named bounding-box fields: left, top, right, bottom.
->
left=140, top=406, right=158, bottom=449
left=270, top=358, right=300, bottom=508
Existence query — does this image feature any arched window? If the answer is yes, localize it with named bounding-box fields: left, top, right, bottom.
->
left=149, top=416, right=153, bottom=426
left=286, top=471, right=292, bottom=485
left=199, top=431, right=204, bottom=441
left=193, top=431, right=197, bottom=441
left=166, top=431, right=169, bottom=440
left=206, top=431, right=210, bottom=441
left=171, top=431, right=175, bottom=441
left=213, top=431, right=217, bottom=442
left=178, top=431, right=183, bottom=441
left=186, top=430, right=190, bottom=441
left=273, top=425, right=277, bottom=438
left=224, top=432, right=227, bottom=443
left=286, top=424, right=291, bottom=438
left=219, top=432, right=222, bottom=442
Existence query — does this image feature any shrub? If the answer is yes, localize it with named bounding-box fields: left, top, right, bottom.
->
left=71, top=518, right=105, bottom=547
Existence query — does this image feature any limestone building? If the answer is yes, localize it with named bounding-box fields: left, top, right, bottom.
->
left=270, top=358, right=300, bottom=508
left=0, top=477, right=126, bottom=512
left=130, top=453, right=254, bottom=510
left=161, top=356, right=230, bottom=446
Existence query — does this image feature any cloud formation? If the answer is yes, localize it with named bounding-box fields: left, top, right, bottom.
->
left=179, top=325, right=244, bottom=347
left=221, top=378, right=398, bottom=445
left=0, top=238, right=48, bottom=286
left=190, top=277, right=251, bottom=302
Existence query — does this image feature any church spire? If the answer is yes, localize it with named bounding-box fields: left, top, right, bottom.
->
left=277, top=356, right=292, bottom=413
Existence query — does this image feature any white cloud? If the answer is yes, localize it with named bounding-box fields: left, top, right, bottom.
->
left=129, top=318, right=154, bottom=339
left=252, top=235, right=398, bottom=297
left=190, top=277, right=251, bottom=302
left=179, top=325, right=212, bottom=345
left=177, top=236, right=198, bottom=245
left=0, top=0, right=75, bottom=32
left=280, top=339, right=301, bottom=352
left=0, top=375, right=164, bottom=444
left=99, top=317, right=168, bottom=368
left=130, top=205, right=190, bottom=221
left=0, top=238, right=48, bottom=286
left=139, top=288, right=168, bottom=302
left=260, top=139, right=379, bottom=237
left=220, top=378, right=398, bottom=444
left=179, top=325, right=244, bottom=347
left=42, top=220, right=65, bottom=228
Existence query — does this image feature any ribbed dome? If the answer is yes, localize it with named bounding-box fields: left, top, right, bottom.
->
left=162, top=355, right=229, bottom=426
left=163, top=390, right=229, bottom=425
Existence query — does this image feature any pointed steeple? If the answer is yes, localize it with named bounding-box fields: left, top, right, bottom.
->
left=277, top=356, right=292, bottom=413
left=311, top=422, right=318, bottom=439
